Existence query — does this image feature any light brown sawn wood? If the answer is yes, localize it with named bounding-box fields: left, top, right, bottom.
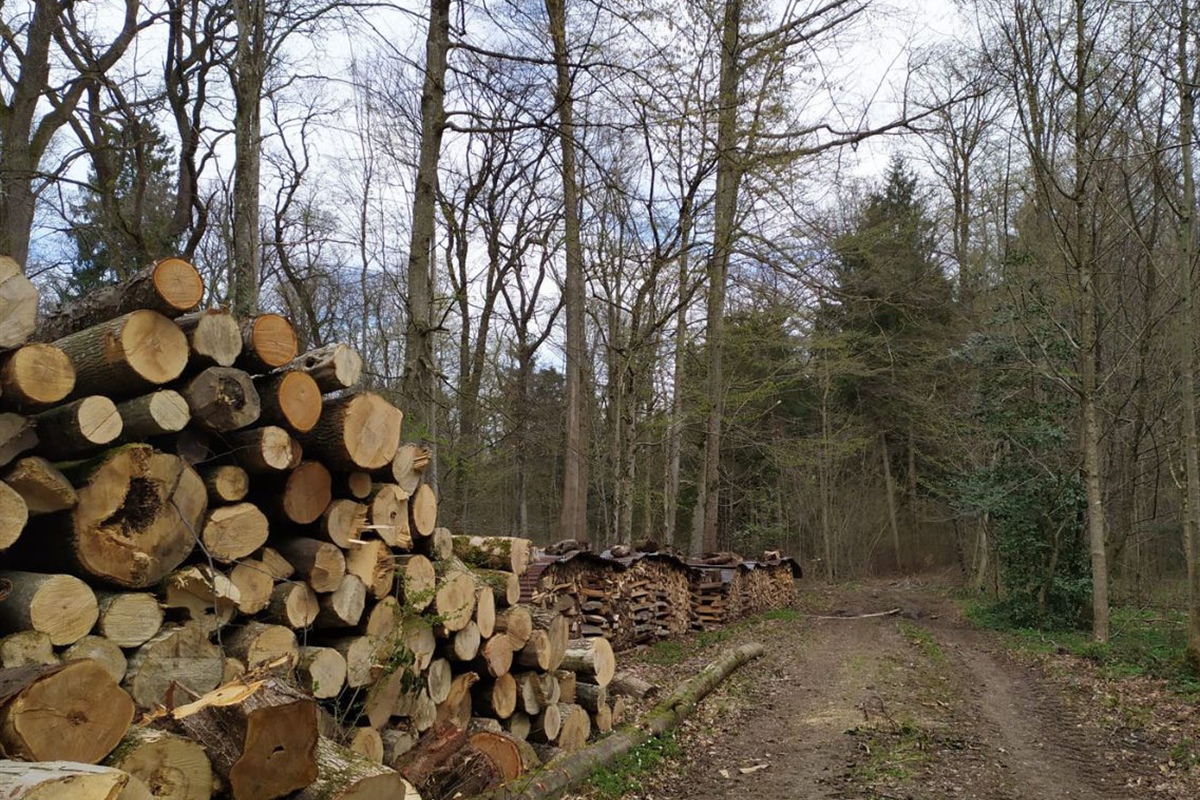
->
left=389, top=444, right=430, bottom=494
left=366, top=484, right=407, bottom=548
left=300, top=393, right=402, bottom=471
left=0, top=631, right=55, bottom=669
left=200, top=465, right=250, bottom=503
left=176, top=308, right=242, bottom=368
left=36, top=257, right=203, bottom=343
left=313, top=575, right=367, bottom=629
left=256, top=370, right=322, bottom=434
left=228, top=561, right=274, bottom=615
left=94, top=591, right=163, bottom=648
left=397, top=555, right=436, bottom=613
left=3, top=457, right=74, bottom=515
left=452, top=536, right=532, bottom=577
left=435, top=570, right=477, bottom=632
left=123, top=624, right=223, bottom=710
left=201, top=502, right=269, bottom=563
left=345, top=540, right=396, bottom=599
left=105, top=726, right=213, bottom=800
left=0, top=660, right=135, bottom=763
left=265, top=461, right=332, bottom=525
left=273, top=537, right=346, bottom=593
left=297, top=647, right=346, bottom=700
left=495, top=606, right=533, bottom=650
left=33, top=396, right=121, bottom=459
left=61, top=636, right=127, bottom=683
left=0, top=344, right=74, bottom=409
left=0, top=481, right=26, bottom=550
left=408, top=484, right=436, bottom=539
left=117, top=390, right=191, bottom=441
left=317, top=498, right=367, bottom=548
left=225, top=426, right=301, bottom=473
left=560, top=638, right=614, bottom=688
left=53, top=310, right=189, bottom=397
left=223, top=621, right=299, bottom=668
left=281, top=344, right=363, bottom=393
left=160, top=566, right=238, bottom=636
left=238, top=314, right=299, bottom=373
left=264, top=581, right=319, bottom=629
left=0, top=255, right=38, bottom=349
left=0, top=571, right=97, bottom=645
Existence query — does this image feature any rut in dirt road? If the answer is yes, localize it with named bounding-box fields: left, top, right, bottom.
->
left=646, top=585, right=1144, bottom=800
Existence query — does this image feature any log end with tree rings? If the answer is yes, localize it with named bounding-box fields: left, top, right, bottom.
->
left=0, top=571, right=98, bottom=646
left=116, top=309, right=192, bottom=387
left=149, top=257, right=206, bottom=314
left=0, top=255, right=38, bottom=349
left=1, top=344, right=75, bottom=408
left=242, top=313, right=299, bottom=371
left=342, top=393, right=403, bottom=471
left=176, top=307, right=243, bottom=367
left=269, top=371, right=323, bottom=433
left=282, top=461, right=333, bottom=525
left=410, top=484, right=437, bottom=538
left=65, top=446, right=208, bottom=589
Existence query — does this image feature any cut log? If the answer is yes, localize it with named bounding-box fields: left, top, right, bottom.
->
left=573, top=683, right=606, bottom=714
left=611, top=695, right=626, bottom=725
left=0, top=632, right=55, bottom=668
left=223, top=622, right=298, bottom=668
left=529, top=610, right=569, bottom=673
left=470, top=730, right=524, bottom=782
left=3, top=457, right=75, bottom=515
left=0, top=481, right=26, bottom=550
left=408, top=485, right=436, bottom=539
left=229, top=561, right=274, bottom=615
left=265, top=461, right=332, bottom=525
left=181, top=367, right=261, bottom=433
left=527, top=704, right=561, bottom=744
left=326, top=636, right=378, bottom=689
left=475, top=569, right=521, bottom=608
left=295, top=737, right=419, bottom=800
left=105, top=726, right=213, bottom=800
left=442, top=620, right=480, bottom=661
left=53, top=310, right=189, bottom=397
left=257, top=547, right=294, bottom=580
left=224, top=426, right=300, bottom=473
left=61, top=636, right=127, bottom=682
left=452, top=536, right=531, bottom=577
left=414, top=736, right=504, bottom=800
left=280, top=344, right=363, bottom=394
left=434, top=672, right=478, bottom=730
left=552, top=670, right=575, bottom=705
left=238, top=314, right=299, bottom=374
left=592, top=702, right=613, bottom=734
left=363, top=669, right=405, bottom=729
left=297, top=647, right=347, bottom=700
left=426, top=658, right=452, bottom=704
left=475, top=585, right=496, bottom=638
left=300, top=393, right=402, bottom=472
left=161, top=566, right=238, bottom=635
left=314, top=575, right=367, bottom=629
left=0, top=255, right=38, bottom=349
left=513, top=672, right=544, bottom=716
left=561, top=638, right=615, bottom=688
left=273, top=537, right=346, bottom=593
left=201, top=502, right=269, bottom=563
left=200, top=465, right=250, bottom=503
left=396, top=555, right=436, bottom=613
left=514, top=631, right=552, bottom=672
left=264, top=581, right=319, bottom=629
left=435, top=570, right=477, bottom=632
left=389, top=444, right=430, bottom=494
left=175, top=308, right=243, bottom=369
left=472, top=673, right=517, bottom=720
left=124, top=624, right=223, bottom=710
left=393, top=688, right=437, bottom=733
left=94, top=591, right=163, bottom=649
left=168, top=675, right=318, bottom=800
left=116, top=390, right=191, bottom=443
left=393, top=722, right=462, bottom=788
left=399, top=617, right=437, bottom=672
left=0, top=660, right=135, bottom=763
left=381, top=729, right=417, bottom=768
left=349, top=727, right=384, bottom=764
left=30, top=445, right=207, bottom=589
left=255, top=371, right=322, bottom=434
left=0, top=571, right=97, bottom=646
left=0, top=760, right=129, bottom=799
left=316, top=499, right=367, bottom=548
left=0, top=414, right=36, bottom=467
left=362, top=596, right=401, bottom=639
left=505, top=712, right=530, bottom=742
left=32, top=396, right=122, bottom=459
left=344, top=471, right=373, bottom=500
left=37, top=258, right=203, bottom=343
left=474, top=636, right=513, bottom=679
left=345, top=540, right=396, bottom=599
left=366, top=484, right=408, bottom=548
left=418, top=526, right=452, bottom=561
left=494, top=607, right=532, bottom=650
left=541, top=673, right=561, bottom=706
left=0, top=344, right=74, bottom=409
left=555, top=704, right=590, bottom=752
left=172, top=430, right=213, bottom=466
left=608, top=671, right=658, bottom=700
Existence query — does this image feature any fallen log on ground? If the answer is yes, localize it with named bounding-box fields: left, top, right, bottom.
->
left=466, top=642, right=765, bottom=800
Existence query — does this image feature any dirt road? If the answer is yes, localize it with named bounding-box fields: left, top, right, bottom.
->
left=616, top=580, right=1181, bottom=800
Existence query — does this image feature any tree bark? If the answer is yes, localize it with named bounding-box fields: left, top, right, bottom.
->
left=230, top=0, right=267, bottom=317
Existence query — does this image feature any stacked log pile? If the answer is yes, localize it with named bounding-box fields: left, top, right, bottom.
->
left=530, top=545, right=799, bottom=639
left=0, top=257, right=622, bottom=800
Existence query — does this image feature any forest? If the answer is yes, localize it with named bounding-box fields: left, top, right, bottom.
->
left=2, top=0, right=1199, bottom=663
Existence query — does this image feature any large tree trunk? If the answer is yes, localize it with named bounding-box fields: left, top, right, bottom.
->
left=690, top=0, right=742, bottom=556
left=230, top=0, right=266, bottom=317
left=545, top=0, right=588, bottom=545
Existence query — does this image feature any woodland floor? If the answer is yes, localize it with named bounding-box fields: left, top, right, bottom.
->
left=571, top=577, right=1200, bottom=800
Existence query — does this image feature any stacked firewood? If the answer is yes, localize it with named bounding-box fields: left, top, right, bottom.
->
left=0, top=257, right=621, bottom=800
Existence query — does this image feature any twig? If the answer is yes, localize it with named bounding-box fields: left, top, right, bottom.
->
left=806, top=608, right=902, bottom=620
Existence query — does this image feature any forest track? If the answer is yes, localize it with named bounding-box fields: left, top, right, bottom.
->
left=605, top=579, right=1169, bottom=800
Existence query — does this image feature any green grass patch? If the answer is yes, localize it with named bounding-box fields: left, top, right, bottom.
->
left=847, top=721, right=935, bottom=784
left=965, top=601, right=1200, bottom=695
left=642, top=640, right=687, bottom=666
left=897, top=621, right=945, bottom=665
left=584, top=732, right=683, bottom=800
